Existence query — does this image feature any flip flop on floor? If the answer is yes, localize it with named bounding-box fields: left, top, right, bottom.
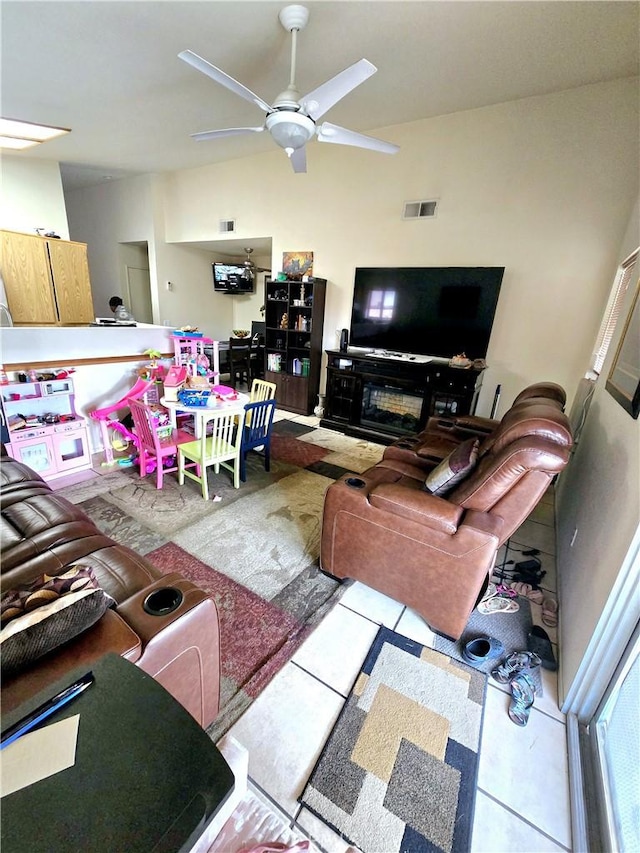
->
left=527, top=625, right=557, bottom=671
left=510, top=581, right=545, bottom=605
left=480, top=583, right=498, bottom=603
left=477, top=596, right=520, bottom=616
left=542, top=597, right=559, bottom=627
left=508, top=672, right=536, bottom=726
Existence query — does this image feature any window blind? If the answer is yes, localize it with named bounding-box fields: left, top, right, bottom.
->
left=591, top=250, right=638, bottom=375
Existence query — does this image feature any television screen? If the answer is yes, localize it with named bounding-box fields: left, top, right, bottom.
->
left=212, top=262, right=254, bottom=293
left=349, top=267, right=504, bottom=359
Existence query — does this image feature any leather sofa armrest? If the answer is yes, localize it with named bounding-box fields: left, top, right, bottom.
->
left=1, top=608, right=142, bottom=715
left=459, top=509, right=504, bottom=541
left=450, top=415, right=498, bottom=435
left=369, top=483, right=464, bottom=533
left=117, top=573, right=221, bottom=727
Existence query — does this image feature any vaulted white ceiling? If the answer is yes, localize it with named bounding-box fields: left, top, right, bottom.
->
left=3, top=1, right=638, bottom=190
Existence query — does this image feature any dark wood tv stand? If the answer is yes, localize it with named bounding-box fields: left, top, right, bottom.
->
left=320, top=349, right=484, bottom=444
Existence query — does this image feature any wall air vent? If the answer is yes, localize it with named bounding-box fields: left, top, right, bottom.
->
left=218, top=219, right=236, bottom=233
left=402, top=200, right=438, bottom=220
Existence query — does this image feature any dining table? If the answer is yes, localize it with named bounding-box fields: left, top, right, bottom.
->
left=161, top=391, right=250, bottom=438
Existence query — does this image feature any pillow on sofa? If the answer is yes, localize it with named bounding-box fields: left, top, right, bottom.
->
left=1, top=565, right=106, bottom=626
left=424, top=438, right=479, bottom=496
left=0, top=566, right=115, bottom=677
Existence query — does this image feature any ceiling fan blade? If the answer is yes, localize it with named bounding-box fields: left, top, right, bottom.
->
left=289, top=146, right=307, bottom=174
left=316, top=122, right=399, bottom=155
left=179, top=50, right=273, bottom=114
left=190, top=126, right=265, bottom=141
left=300, top=59, right=377, bottom=120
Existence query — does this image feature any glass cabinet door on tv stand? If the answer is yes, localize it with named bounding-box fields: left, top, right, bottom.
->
left=264, top=278, right=327, bottom=415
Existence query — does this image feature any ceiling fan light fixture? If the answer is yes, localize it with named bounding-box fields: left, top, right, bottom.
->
left=265, top=111, right=314, bottom=152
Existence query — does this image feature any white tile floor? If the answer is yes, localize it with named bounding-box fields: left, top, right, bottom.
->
left=227, top=410, right=572, bottom=853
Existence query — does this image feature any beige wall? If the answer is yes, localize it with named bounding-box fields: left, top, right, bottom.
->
left=1, top=156, right=69, bottom=239
left=64, top=174, right=155, bottom=317
left=556, top=197, right=639, bottom=704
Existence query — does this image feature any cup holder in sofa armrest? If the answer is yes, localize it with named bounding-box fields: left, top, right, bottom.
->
left=345, top=477, right=366, bottom=489
left=143, top=587, right=184, bottom=616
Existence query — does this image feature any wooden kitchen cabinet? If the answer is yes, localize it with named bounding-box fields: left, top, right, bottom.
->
left=0, top=230, right=95, bottom=325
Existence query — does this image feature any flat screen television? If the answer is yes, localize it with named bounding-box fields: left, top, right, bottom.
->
left=212, top=262, right=254, bottom=293
left=349, top=267, right=504, bottom=359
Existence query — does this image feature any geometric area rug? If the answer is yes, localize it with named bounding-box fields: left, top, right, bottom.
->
left=299, top=626, right=486, bottom=853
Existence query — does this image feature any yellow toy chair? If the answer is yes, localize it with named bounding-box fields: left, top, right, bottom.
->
left=250, top=378, right=276, bottom=402
left=245, top=378, right=277, bottom=427
left=177, top=410, right=241, bottom=499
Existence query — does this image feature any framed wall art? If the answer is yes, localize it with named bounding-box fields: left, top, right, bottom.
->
left=282, top=251, right=313, bottom=280
left=605, top=278, right=640, bottom=419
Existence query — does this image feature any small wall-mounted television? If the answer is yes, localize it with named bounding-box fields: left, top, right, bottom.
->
left=350, top=267, right=504, bottom=360
left=212, top=262, right=254, bottom=293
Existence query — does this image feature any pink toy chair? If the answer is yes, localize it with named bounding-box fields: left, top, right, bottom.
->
left=129, top=398, right=197, bottom=489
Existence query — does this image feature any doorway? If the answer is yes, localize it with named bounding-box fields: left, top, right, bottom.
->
left=126, top=266, right=153, bottom=323
left=120, top=242, right=152, bottom=323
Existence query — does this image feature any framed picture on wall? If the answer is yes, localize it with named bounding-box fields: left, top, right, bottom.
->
left=605, top=278, right=640, bottom=419
left=282, top=251, right=313, bottom=280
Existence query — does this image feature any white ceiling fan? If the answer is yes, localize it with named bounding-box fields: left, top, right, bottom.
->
left=178, top=4, right=399, bottom=174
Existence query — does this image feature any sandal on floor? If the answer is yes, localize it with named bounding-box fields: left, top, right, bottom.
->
left=480, top=582, right=498, bottom=603
left=509, top=672, right=536, bottom=726
left=495, top=583, right=518, bottom=598
left=477, top=596, right=520, bottom=616
left=511, top=581, right=545, bottom=605
left=491, top=650, right=541, bottom=684
left=542, top=597, right=559, bottom=627
left=527, top=625, right=557, bottom=672
left=462, top=635, right=505, bottom=668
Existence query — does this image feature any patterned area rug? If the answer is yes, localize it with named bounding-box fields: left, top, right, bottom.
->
left=54, top=421, right=385, bottom=738
left=300, top=626, right=486, bottom=853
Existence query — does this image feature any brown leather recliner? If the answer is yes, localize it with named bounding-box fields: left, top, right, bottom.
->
left=1, top=451, right=221, bottom=726
left=384, top=381, right=567, bottom=468
left=320, top=400, right=572, bottom=640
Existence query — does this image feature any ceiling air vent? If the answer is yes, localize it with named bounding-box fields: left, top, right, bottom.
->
left=402, top=199, right=438, bottom=220
left=219, top=219, right=236, bottom=233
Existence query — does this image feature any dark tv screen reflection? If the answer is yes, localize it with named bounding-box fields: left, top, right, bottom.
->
left=350, top=267, right=504, bottom=359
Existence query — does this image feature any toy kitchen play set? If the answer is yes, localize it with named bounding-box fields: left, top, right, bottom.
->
left=0, top=369, right=91, bottom=479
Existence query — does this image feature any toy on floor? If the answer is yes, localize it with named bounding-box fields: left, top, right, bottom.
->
left=90, top=372, right=163, bottom=466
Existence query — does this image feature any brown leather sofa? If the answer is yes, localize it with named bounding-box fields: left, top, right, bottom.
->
left=320, top=396, right=572, bottom=640
left=383, top=381, right=567, bottom=468
left=1, top=449, right=221, bottom=726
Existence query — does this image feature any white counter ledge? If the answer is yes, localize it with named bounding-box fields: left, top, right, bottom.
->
left=1, top=325, right=176, bottom=369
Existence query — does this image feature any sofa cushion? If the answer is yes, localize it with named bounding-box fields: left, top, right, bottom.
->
left=0, top=566, right=115, bottom=676
left=424, top=438, right=479, bottom=496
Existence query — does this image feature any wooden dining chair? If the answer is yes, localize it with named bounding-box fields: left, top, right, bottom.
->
left=128, top=398, right=197, bottom=489
left=228, top=338, right=251, bottom=388
left=249, top=334, right=265, bottom=381
left=177, top=409, right=241, bottom=499
left=240, top=398, right=276, bottom=481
